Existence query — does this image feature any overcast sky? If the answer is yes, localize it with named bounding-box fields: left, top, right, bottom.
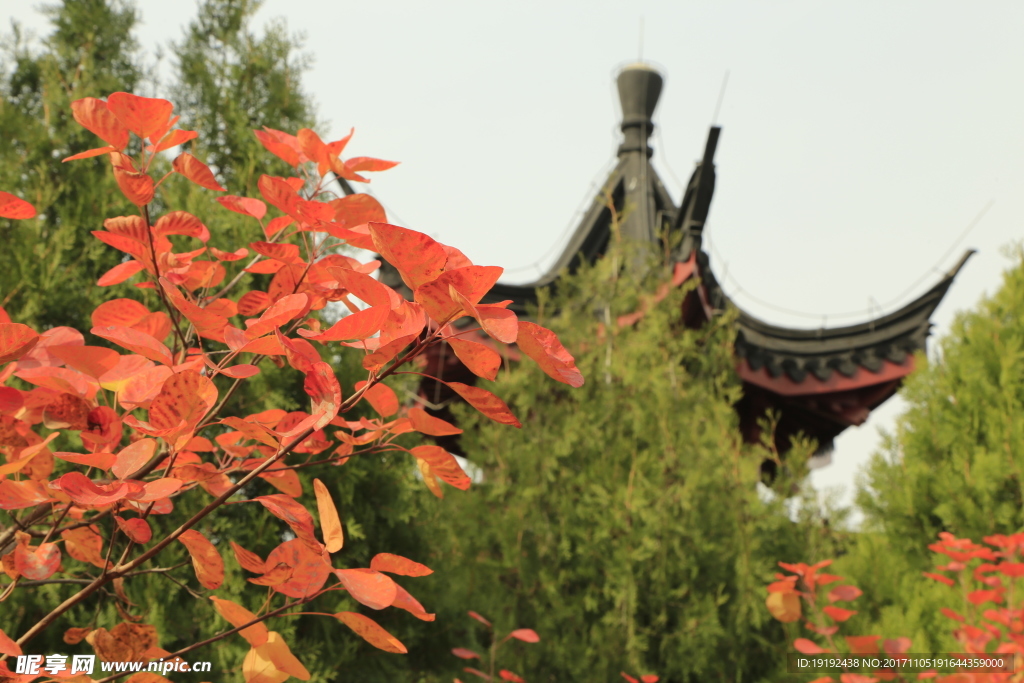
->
left=7, top=0, right=1024, bottom=521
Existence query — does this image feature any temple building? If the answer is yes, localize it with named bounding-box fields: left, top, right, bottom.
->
left=383, top=63, right=972, bottom=468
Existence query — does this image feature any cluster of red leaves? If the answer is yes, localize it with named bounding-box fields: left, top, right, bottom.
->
left=0, top=91, right=583, bottom=682
left=767, top=532, right=1024, bottom=683
left=450, top=611, right=540, bottom=682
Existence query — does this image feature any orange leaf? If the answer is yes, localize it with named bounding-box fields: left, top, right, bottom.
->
left=410, top=445, right=471, bottom=491
left=210, top=596, right=269, bottom=647
left=368, top=222, right=448, bottom=290
left=414, top=265, right=503, bottom=322
left=354, top=381, right=399, bottom=418
left=50, top=472, right=131, bottom=506
left=370, top=552, right=433, bottom=577
left=110, top=158, right=155, bottom=206
left=92, top=325, right=172, bottom=366
left=822, top=605, right=856, bottom=622
left=217, top=195, right=267, bottom=220
left=452, top=648, right=480, bottom=660
left=766, top=591, right=801, bottom=622
left=0, top=191, right=37, bottom=220
left=172, top=152, right=225, bottom=191
left=448, top=382, right=520, bottom=427
left=828, top=585, right=863, bottom=602
left=147, top=127, right=198, bottom=153
left=258, top=175, right=301, bottom=219
left=178, top=529, right=224, bottom=590
left=794, top=637, right=826, bottom=654
left=242, top=630, right=311, bottom=682
left=516, top=321, right=584, bottom=387
left=238, top=291, right=273, bottom=317
left=345, top=157, right=399, bottom=174
left=114, top=515, right=152, bottom=544
left=254, top=128, right=301, bottom=167
left=300, top=305, right=389, bottom=342
left=70, top=97, right=129, bottom=149
left=0, top=323, right=40, bottom=364
left=330, top=193, right=386, bottom=228
left=303, top=362, right=341, bottom=430
left=106, top=92, right=173, bottom=139
left=254, top=495, right=322, bottom=551
left=417, top=459, right=444, bottom=498
left=391, top=583, right=435, bottom=621
left=61, top=526, right=107, bottom=568
left=297, top=128, right=331, bottom=175
left=408, top=407, right=462, bottom=436
left=313, top=478, right=343, bottom=553
left=334, top=568, right=398, bottom=609
left=0, top=628, right=22, bottom=657
left=14, top=532, right=61, bottom=580
left=0, top=479, right=54, bottom=509
left=147, top=370, right=217, bottom=444
left=508, top=628, right=539, bottom=643
left=245, top=293, right=309, bottom=339
left=468, top=611, right=491, bottom=627
left=448, top=338, right=501, bottom=381
left=845, top=635, right=880, bottom=655
left=265, top=539, right=330, bottom=599
left=249, top=562, right=295, bottom=586
left=97, top=259, right=146, bottom=286
left=153, top=211, right=210, bottom=242
left=63, top=145, right=118, bottom=162
left=230, top=541, right=267, bottom=574
left=334, top=612, right=407, bottom=654
left=111, top=438, right=157, bottom=480
left=92, top=298, right=150, bottom=328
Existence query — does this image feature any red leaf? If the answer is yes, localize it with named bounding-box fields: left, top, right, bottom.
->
left=368, top=222, right=448, bottom=290
left=63, top=145, right=118, bottom=162
left=217, top=195, right=267, bottom=220
left=97, top=259, right=146, bottom=286
left=448, top=382, right=521, bottom=427
left=828, top=585, right=863, bottom=602
left=370, top=553, right=433, bottom=577
left=178, top=529, right=224, bottom=589
left=508, top=628, right=540, bottom=643
left=414, top=266, right=504, bottom=322
left=254, top=494, right=322, bottom=551
left=345, top=157, right=399, bottom=174
left=265, top=539, right=331, bottom=598
left=360, top=334, right=418, bottom=372
left=354, top=381, right=399, bottom=418
left=230, top=541, right=267, bottom=574
left=51, top=472, right=131, bottom=506
left=313, top=478, right=344, bottom=553
left=297, top=128, right=331, bottom=175
left=110, top=155, right=155, bottom=206
left=0, top=323, right=40, bottom=364
left=147, top=127, right=198, bottom=153
left=245, top=293, right=309, bottom=339
left=452, top=648, right=480, bottom=660
left=254, top=128, right=302, bottom=167
left=14, top=533, right=61, bottom=580
left=304, top=362, right=341, bottom=431
left=822, top=605, right=857, bottom=622
left=92, top=298, right=150, bottom=328
left=172, top=152, right=225, bottom=191
left=883, top=637, right=911, bottom=655
left=464, top=668, right=494, bottom=681
left=327, top=267, right=397, bottom=308
left=114, top=515, right=152, bottom=544
left=468, top=611, right=492, bottom=627
left=845, top=635, right=880, bottom=655
left=111, top=438, right=157, bottom=480
left=147, top=370, right=217, bottom=437
left=621, top=675, right=639, bottom=683
left=448, top=338, right=501, bottom=381
left=238, top=291, right=273, bottom=317
left=0, top=191, right=37, bottom=220
left=516, top=321, right=584, bottom=387
left=334, top=568, right=398, bottom=610
left=48, top=345, right=120, bottom=380
left=794, top=638, right=826, bottom=654
left=640, top=677, right=659, bottom=683
left=391, top=583, right=435, bottom=621
left=410, top=445, right=471, bottom=491
left=408, top=407, right=462, bottom=436
left=940, top=607, right=965, bottom=622
left=106, top=92, right=173, bottom=139
left=299, top=305, right=389, bottom=342
left=330, top=193, right=386, bottom=228
left=499, top=671, right=524, bottom=683
left=334, top=612, right=407, bottom=654
left=258, top=174, right=302, bottom=219
left=0, top=479, right=54, bottom=509
left=153, top=211, right=210, bottom=242
left=70, top=97, right=129, bottom=149
left=91, top=325, right=172, bottom=366
left=0, top=628, right=22, bottom=657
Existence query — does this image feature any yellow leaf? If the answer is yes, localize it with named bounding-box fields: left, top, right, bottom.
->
left=313, top=478, right=343, bottom=553
left=766, top=591, right=801, bottom=623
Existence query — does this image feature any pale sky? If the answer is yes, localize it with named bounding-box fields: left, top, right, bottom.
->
left=6, top=0, right=1024, bottom=521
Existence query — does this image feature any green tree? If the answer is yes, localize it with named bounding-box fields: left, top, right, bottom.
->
left=415, top=241, right=828, bottom=683
left=832, top=245, right=1024, bottom=654
left=0, top=0, right=141, bottom=330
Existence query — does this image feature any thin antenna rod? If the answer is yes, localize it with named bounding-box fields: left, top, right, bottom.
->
left=638, top=17, right=644, bottom=63
left=713, top=70, right=730, bottom=124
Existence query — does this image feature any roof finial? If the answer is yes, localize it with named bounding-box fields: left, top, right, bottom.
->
left=616, top=63, right=663, bottom=157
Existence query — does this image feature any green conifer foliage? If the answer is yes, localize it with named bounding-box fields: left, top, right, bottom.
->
left=0, top=0, right=140, bottom=330
left=836, top=246, right=1024, bottom=653
left=419, top=243, right=820, bottom=682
